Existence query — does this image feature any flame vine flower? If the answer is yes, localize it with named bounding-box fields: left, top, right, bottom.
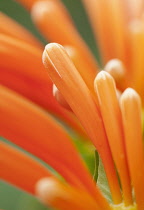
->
left=0, top=0, right=144, bottom=210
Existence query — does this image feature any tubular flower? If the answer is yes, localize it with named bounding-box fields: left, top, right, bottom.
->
left=0, top=1, right=144, bottom=210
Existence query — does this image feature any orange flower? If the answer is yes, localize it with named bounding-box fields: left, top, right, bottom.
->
left=0, top=0, right=144, bottom=210
left=83, top=0, right=144, bottom=100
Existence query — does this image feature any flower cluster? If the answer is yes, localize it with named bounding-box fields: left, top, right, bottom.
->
left=0, top=0, right=144, bottom=210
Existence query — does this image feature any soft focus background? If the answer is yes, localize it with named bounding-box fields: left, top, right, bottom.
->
left=0, top=0, right=99, bottom=209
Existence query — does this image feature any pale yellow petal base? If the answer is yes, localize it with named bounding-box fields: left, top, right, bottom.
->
left=111, top=203, right=136, bottom=210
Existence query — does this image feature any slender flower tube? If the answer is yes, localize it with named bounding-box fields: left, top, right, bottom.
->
left=94, top=71, right=132, bottom=205
left=120, top=89, right=144, bottom=210
left=83, top=0, right=128, bottom=65
left=129, top=21, right=144, bottom=95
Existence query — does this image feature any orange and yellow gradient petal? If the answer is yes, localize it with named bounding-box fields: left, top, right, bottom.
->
left=94, top=71, right=133, bottom=206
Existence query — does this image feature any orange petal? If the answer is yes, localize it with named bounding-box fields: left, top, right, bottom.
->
left=120, top=88, right=144, bottom=210
left=15, top=0, right=41, bottom=10
left=94, top=71, right=133, bottom=206
left=0, top=141, right=51, bottom=194
left=129, top=20, right=144, bottom=100
left=0, top=12, right=42, bottom=48
left=65, top=46, right=97, bottom=96
left=83, top=0, right=127, bottom=65
left=31, top=0, right=98, bottom=76
left=0, top=34, right=46, bottom=81
left=0, top=85, right=96, bottom=197
left=43, top=43, right=122, bottom=204
left=0, top=34, right=84, bottom=136
left=82, top=0, right=114, bottom=64
left=36, top=177, right=106, bottom=210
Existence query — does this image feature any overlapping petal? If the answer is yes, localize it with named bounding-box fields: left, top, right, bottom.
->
left=0, top=33, right=84, bottom=135
left=0, top=85, right=96, bottom=197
